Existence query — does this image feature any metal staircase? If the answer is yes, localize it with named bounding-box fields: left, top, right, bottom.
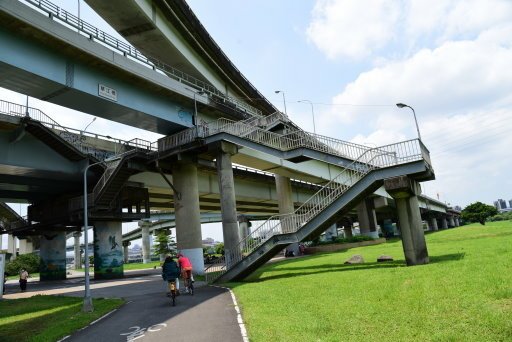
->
left=206, top=139, right=432, bottom=283
left=158, top=117, right=378, bottom=164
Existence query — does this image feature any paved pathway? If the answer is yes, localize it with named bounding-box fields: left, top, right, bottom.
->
left=3, top=269, right=244, bottom=342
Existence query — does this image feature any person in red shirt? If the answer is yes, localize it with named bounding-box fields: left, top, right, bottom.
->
left=177, top=253, right=194, bottom=292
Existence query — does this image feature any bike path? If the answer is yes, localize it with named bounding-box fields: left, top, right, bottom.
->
left=5, top=271, right=244, bottom=342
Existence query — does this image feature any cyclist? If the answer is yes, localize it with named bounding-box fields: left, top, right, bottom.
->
left=177, top=253, right=194, bottom=293
left=162, top=256, right=181, bottom=297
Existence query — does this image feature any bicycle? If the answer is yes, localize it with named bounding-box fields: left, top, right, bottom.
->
left=184, top=271, right=194, bottom=295
left=168, top=280, right=177, bottom=306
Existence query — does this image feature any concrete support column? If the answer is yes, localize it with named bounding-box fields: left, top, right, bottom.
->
left=18, top=239, right=28, bottom=255
left=122, top=241, right=131, bottom=264
left=454, top=217, right=460, bottom=227
left=93, top=221, right=124, bottom=279
left=441, top=217, right=448, bottom=229
left=430, top=217, right=438, bottom=231
left=215, top=143, right=241, bottom=266
left=7, top=235, right=17, bottom=260
left=324, top=224, right=338, bottom=241
left=385, top=176, right=429, bottom=266
left=40, top=231, right=66, bottom=280
left=73, top=232, right=81, bottom=269
left=275, top=174, right=299, bottom=256
left=356, top=198, right=379, bottom=238
left=140, top=221, right=151, bottom=264
left=238, top=215, right=251, bottom=241
left=172, top=156, right=204, bottom=275
left=448, top=216, right=455, bottom=227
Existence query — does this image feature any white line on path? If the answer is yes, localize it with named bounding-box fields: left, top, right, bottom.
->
left=90, top=308, right=118, bottom=325
left=211, top=285, right=249, bottom=342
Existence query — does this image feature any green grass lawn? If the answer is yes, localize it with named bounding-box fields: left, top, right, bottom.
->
left=227, top=221, right=512, bottom=341
left=0, top=296, right=124, bottom=342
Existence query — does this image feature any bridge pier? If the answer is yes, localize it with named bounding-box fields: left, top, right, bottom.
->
left=430, top=217, right=439, bottom=231
left=441, top=217, right=448, bottom=229
left=7, top=235, right=17, bottom=260
left=140, top=221, right=151, bottom=264
left=216, top=142, right=241, bottom=266
left=93, top=221, right=124, bottom=279
left=40, top=231, right=66, bottom=280
left=238, top=215, right=251, bottom=241
left=73, top=232, right=81, bottom=269
left=324, top=224, right=338, bottom=241
left=357, top=198, right=379, bottom=238
left=448, top=216, right=455, bottom=228
left=454, top=217, right=460, bottom=227
left=18, top=238, right=33, bottom=254
left=172, top=156, right=204, bottom=275
left=385, top=176, right=429, bottom=266
left=275, top=174, right=299, bottom=256
left=122, top=241, right=131, bottom=264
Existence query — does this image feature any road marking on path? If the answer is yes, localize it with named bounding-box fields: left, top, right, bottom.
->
left=90, top=308, right=118, bottom=325
left=211, top=285, right=249, bottom=342
left=120, top=323, right=167, bottom=341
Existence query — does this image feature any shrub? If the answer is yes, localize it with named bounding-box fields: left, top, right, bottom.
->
left=6, top=253, right=41, bottom=276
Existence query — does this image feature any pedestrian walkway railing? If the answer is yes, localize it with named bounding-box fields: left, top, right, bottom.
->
left=158, top=116, right=387, bottom=165
left=0, top=99, right=155, bottom=159
left=205, top=139, right=430, bottom=282
left=19, top=0, right=263, bottom=119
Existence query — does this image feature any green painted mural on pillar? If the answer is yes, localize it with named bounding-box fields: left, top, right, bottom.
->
left=94, top=223, right=124, bottom=279
left=40, top=232, right=66, bottom=280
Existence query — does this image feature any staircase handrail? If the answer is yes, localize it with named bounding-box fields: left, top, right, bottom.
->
left=159, top=117, right=390, bottom=164
left=19, top=0, right=263, bottom=119
left=210, top=139, right=427, bottom=277
left=0, top=99, right=155, bottom=156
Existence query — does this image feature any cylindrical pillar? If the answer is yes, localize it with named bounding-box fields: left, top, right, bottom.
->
left=448, top=216, right=455, bottom=227
left=238, top=215, right=251, bottom=240
left=140, top=222, right=151, bottom=264
left=7, top=235, right=17, bottom=260
left=324, top=224, right=338, bottom=242
left=93, top=221, right=124, bottom=279
left=18, top=239, right=28, bottom=254
left=122, top=241, right=130, bottom=264
left=455, top=217, right=460, bottom=227
left=430, top=217, right=438, bottom=231
left=40, top=231, right=67, bottom=280
left=216, top=145, right=241, bottom=266
left=395, top=195, right=429, bottom=265
left=73, top=232, right=81, bottom=269
left=275, top=174, right=299, bottom=256
left=356, top=198, right=378, bottom=238
left=172, top=157, right=204, bottom=275
left=441, top=217, right=448, bottom=229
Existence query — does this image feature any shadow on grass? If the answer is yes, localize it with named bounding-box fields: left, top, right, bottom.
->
left=244, top=252, right=466, bottom=283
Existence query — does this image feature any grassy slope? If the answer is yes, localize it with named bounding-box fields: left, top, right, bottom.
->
left=228, top=221, right=512, bottom=342
left=0, top=296, right=124, bottom=342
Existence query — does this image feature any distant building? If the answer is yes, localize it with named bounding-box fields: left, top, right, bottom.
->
left=509, top=199, right=512, bottom=208
left=454, top=205, right=462, bottom=211
left=494, top=199, right=507, bottom=210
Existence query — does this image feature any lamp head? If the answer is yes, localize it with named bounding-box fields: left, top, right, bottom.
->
left=396, top=103, right=407, bottom=108
left=275, top=90, right=281, bottom=94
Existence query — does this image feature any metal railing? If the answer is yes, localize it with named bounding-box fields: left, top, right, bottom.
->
left=0, top=99, right=155, bottom=158
left=159, top=117, right=387, bottom=164
left=205, top=139, right=428, bottom=282
left=19, top=0, right=263, bottom=119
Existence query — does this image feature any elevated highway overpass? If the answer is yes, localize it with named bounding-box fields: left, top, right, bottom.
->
left=0, top=0, right=455, bottom=282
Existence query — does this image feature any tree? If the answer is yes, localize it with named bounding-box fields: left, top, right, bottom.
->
left=461, top=202, right=498, bottom=225
left=5, top=253, right=41, bottom=276
left=215, top=242, right=225, bottom=256
left=153, top=230, right=177, bottom=260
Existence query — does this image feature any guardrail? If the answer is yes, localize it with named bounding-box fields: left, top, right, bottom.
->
left=205, top=139, right=429, bottom=282
left=0, top=99, right=155, bottom=157
left=19, top=0, right=263, bottom=119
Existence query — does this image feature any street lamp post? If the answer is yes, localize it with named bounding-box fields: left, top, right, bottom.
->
left=83, top=117, right=96, bottom=132
left=298, top=100, right=316, bottom=134
left=396, top=103, right=422, bottom=141
left=82, top=156, right=120, bottom=312
left=275, top=90, right=287, bottom=115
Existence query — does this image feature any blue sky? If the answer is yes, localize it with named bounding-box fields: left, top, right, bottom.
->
left=2, top=0, right=512, bottom=243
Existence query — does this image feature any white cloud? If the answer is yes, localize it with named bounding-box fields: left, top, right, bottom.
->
left=307, top=0, right=512, bottom=60
left=306, top=0, right=400, bottom=59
